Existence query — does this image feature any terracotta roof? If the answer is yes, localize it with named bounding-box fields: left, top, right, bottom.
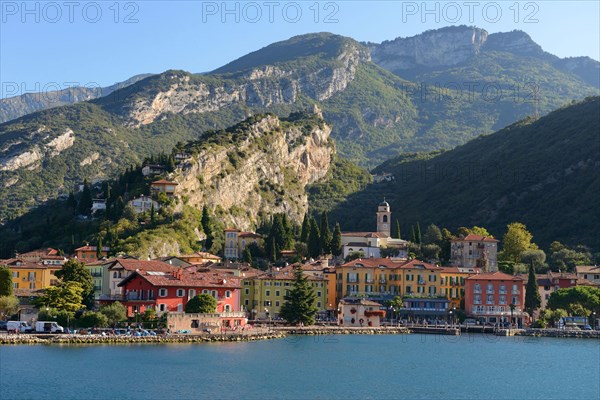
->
left=109, top=259, right=178, bottom=272
left=341, top=257, right=408, bottom=269
left=440, top=266, right=481, bottom=274
left=224, top=228, right=240, bottom=232
left=14, top=288, right=45, bottom=297
left=253, top=266, right=326, bottom=281
left=342, top=232, right=386, bottom=238
left=575, top=265, right=600, bottom=274
left=466, top=271, right=522, bottom=281
left=119, top=269, right=241, bottom=289
left=1, top=258, right=52, bottom=269
left=75, top=245, right=110, bottom=252
left=453, top=234, right=499, bottom=242
left=151, top=179, right=178, bottom=185
left=339, top=298, right=382, bottom=307
left=238, top=232, right=261, bottom=238
left=18, top=248, right=59, bottom=257
left=399, top=259, right=442, bottom=271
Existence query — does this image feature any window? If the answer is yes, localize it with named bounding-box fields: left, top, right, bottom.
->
left=188, top=289, right=196, bottom=299
left=159, top=304, right=167, bottom=312
left=474, top=283, right=481, bottom=293
left=317, top=291, right=321, bottom=297
left=225, top=290, right=232, bottom=298
left=244, top=299, right=249, bottom=306
left=176, top=289, right=185, bottom=297
left=245, top=288, right=249, bottom=295
left=211, top=290, right=218, bottom=299
left=487, top=294, right=494, bottom=304
left=159, top=288, right=167, bottom=297
left=317, top=302, right=321, bottom=308
left=12, top=271, right=19, bottom=278
left=275, top=290, right=280, bottom=297
left=275, top=301, right=280, bottom=307
left=224, top=305, right=232, bottom=312
left=499, top=295, right=507, bottom=304
left=202, top=289, right=209, bottom=294
left=266, top=290, right=271, bottom=296
left=474, top=295, right=482, bottom=304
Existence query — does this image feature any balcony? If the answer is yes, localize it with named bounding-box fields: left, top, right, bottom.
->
left=379, top=279, right=387, bottom=284
left=417, top=280, right=426, bottom=285
left=365, top=279, right=374, bottom=284
left=499, top=290, right=507, bottom=295
left=512, top=290, right=520, bottom=294
left=486, top=290, right=495, bottom=294
left=474, top=289, right=481, bottom=294
left=91, top=272, right=102, bottom=277
left=348, top=278, right=358, bottom=283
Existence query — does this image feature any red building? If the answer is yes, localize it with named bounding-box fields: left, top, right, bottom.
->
left=465, top=272, right=526, bottom=326
left=118, top=269, right=243, bottom=324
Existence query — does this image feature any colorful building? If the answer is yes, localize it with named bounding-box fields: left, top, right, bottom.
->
left=575, top=265, right=600, bottom=286
left=338, top=298, right=385, bottom=327
left=1, top=258, right=61, bottom=290
left=241, top=266, right=328, bottom=319
left=464, top=271, right=526, bottom=326
left=223, top=228, right=261, bottom=259
left=450, top=234, right=499, bottom=272
left=178, top=252, right=222, bottom=265
left=439, top=266, right=481, bottom=309
left=150, top=179, right=178, bottom=196
left=117, top=269, right=242, bottom=319
left=74, top=245, right=110, bottom=263
left=336, top=258, right=406, bottom=303
left=106, top=259, right=179, bottom=299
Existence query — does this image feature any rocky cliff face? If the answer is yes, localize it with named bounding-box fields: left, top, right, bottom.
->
left=0, top=127, right=74, bottom=172
left=171, top=109, right=332, bottom=230
left=118, top=43, right=369, bottom=127
left=0, top=74, right=152, bottom=124
left=370, top=26, right=488, bottom=71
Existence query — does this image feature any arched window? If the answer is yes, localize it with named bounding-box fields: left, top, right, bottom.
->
left=383, top=215, right=388, bottom=223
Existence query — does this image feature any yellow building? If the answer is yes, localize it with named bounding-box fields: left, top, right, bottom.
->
left=399, top=259, right=445, bottom=298
left=336, top=258, right=406, bottom=303
left=241, top=266, right=328, bottom=319
left=224, top=228, right=261, bottom=259
left=1, top=258, right=61, bottom=290
left=440, top=266, right=481, bottom=309
left=300, top=259, right=337, bottom=313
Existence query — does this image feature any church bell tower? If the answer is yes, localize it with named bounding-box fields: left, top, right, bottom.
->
left=376, top=199, right=391, bottom=237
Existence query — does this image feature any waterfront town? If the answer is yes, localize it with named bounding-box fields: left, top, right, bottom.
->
left=1, top=199, right=598, bottom=339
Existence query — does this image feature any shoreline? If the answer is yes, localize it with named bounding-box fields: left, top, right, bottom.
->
left=1, top=326, right=597, bottom=345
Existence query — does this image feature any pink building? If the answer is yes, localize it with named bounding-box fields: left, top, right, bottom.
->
left=465, top=272, right=526, bottom=326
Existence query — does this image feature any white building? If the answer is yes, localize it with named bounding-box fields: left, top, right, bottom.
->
left=91, top=199, right=106, bottom=214
left=128, top=196, right=160, bottom=214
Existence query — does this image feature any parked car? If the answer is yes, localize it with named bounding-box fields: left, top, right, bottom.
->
left=582, top=325, right=593, bottom=330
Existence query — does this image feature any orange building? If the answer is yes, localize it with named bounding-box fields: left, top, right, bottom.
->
left=75, top=245, right=110, bottom=263
left=465, top=271, right=526, bottom=326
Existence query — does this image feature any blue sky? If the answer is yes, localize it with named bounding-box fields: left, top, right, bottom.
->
left=1, top=1, right=599, bottom=97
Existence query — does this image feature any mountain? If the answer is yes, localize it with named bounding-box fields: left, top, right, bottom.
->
left=326, top=97, right=600, bottom=251
left=370, top=26, right=600, bottom=88
left=0, top=28, right=598, bottom=221
left=0, top=74, right=153, bottom=124
left=0, top=109, right=339, bottom=258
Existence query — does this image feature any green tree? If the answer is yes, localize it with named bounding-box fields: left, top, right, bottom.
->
left=548, top=242, right=592, bottom=272
left=54, top=259, right=94, bottom=308
left=440, top=228, right=454, bottom=263
left=421, top=244, right=442, bottom=262
left=100, top=302, right=127, bottom=326
left=201, top=206, right=214, bottom=251
left=547, top=286, right=600, bottom=316
left=331, top=223, right=342, bottom=257
left=0, top=296, right=19, bottom=319
left=524, top=264, right=542, bottom=318
left=242, top=246, right=253, bottom=264
left=307, top=217, right=321, bottom=259
left=34, top=281, right=84, bottom=312
left=422, top=224, right=442, bottom=246
left=319, top=212, right=332, bottom=255
left=521, top=249, right=547, bottom=272
left=280, top=267, right=318, bottom=326
left=416, top=222, right=422, bottom=244
left=0, top=265, right=13, bottom=296
left=345, top=251, right=365, bottom=262
left=78, top=311, right=108, bottom=328
left=96, top=235, right=103, bottom=259
left=77, top=180, right=93, bottom=216
left=66, top=192, right=77, bottom=210
left=300, top=213, right=310, bottom=243
left=150, top=203, right=156, bottom=226
left=410, top=225, right=416, bottom=243
left=143, top=308, right=157, bottom=321
left=501, top=222, right=537, bottom=263
left=393, top=219, right=401, bottom=240
left=185, top=294, right=217, bottom=313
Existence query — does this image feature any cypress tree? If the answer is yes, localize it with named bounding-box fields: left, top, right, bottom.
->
left=416, top=222, right=422, bottom=244
left=525, top=263, right=542, bottom=319
left=242, top=246, right=252, bottom=264
left=77, top=180, right=93, bottom=216
left=319, top=212, right=332, bottom=255
left=393, top=219, right=402, bottom=240
left=300, top=213, right=310, bottom=243
left=280, top=267, right=319, bottom=326
left=411, top=225, right=416, bottom=243
left=331, top=223, right=342, bottom=257
left=96, top=236, right=103, bottom=259
left=270, top=237, right=278, bottom=262
left=150, top=203, right=156, bottom=226
left=66, top=192, right=77, bottom=210
left=0, top=266, right=13, bottom=296
left=307, top=217, right=321, bottom=259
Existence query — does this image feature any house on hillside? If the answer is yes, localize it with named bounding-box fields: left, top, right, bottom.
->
left=128, top=196, right=160, bottom=214
left=74, top=245, right=110, bottom=263
left=151, top=180, right=178, bottom=196
left=142, top=164, right=166, bottom=176
left=450, top=234, right=499, bottom=272
left=223, top=228, right=262, bottom=259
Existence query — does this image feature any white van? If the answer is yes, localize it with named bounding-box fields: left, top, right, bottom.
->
left=35, top=321, right=64, bottom=333
left=7, top=321, right=33, bottom=333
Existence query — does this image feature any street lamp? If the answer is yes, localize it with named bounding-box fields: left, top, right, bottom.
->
left=449, top=309, right=453, bottom=328
left=134, top=310, right=139, bottom=329
left=264, top=308, right=270, bottom=328
left=509, top=302, right=516, bottom=333
left=593, top=311, right=597, bottom=330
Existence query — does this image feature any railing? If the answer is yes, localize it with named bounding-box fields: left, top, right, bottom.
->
left=365, top=279, right=374, bottom=283
left=499, top=290, right=507, bottom=294
left=474, top=289, right=481, bottom=294
left=91, top=272, right=102, bottom=277
left=486, top=290, right=494, bottom=294
left=379, top=279, right=386, bottom=284
left=220, top=311, right=247, bottom=318
left=348, top=278, right=358, bottom=283
left=512, top=290, right=520, bottom=294
left=417, top=280, right=426, bottom=285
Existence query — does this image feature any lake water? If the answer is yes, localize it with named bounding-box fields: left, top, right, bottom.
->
left=1, top=334, right=599, bottom=400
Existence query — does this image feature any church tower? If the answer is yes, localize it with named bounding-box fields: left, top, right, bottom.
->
left=376, top=199, right=391, bottom=237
